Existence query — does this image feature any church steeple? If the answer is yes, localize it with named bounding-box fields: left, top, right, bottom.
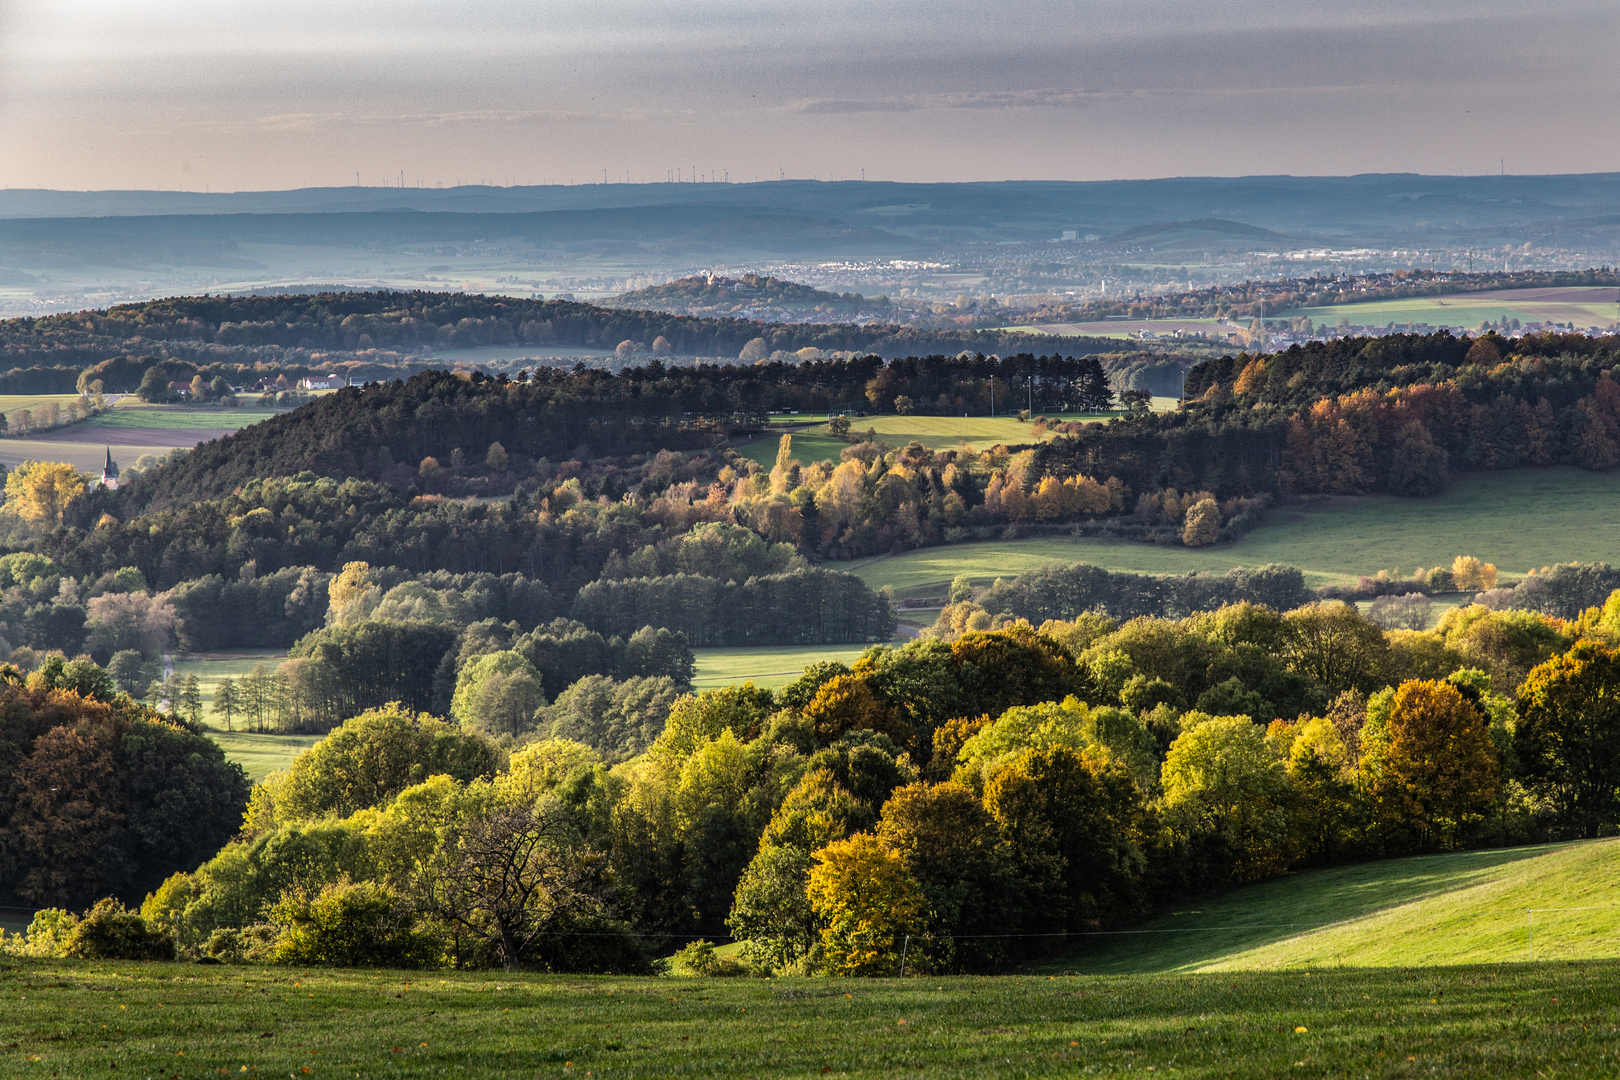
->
left=101, top=447, right=119, bottom=490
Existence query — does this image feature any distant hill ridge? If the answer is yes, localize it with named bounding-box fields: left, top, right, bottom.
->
left=611, top=273, right=887, bottom=315
left=1110, top=218, right=1282, bottom=242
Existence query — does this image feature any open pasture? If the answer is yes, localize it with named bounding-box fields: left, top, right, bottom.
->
left=0, top=403, right=270, bottom=472
left=4, top=956, right=1620, bottom=1078
left=202, top=727, right=322, bottom=782
left=0, top=394, right=87, bottom=432
left=1278, top=285, right=1620, bottom=330
left=171, top=651, right=313, bottom=779
left=1048, top=839, right=1620, bottom=975
left=739, top=413, right=1173, bottom=469
left=691, top=643, right=882, bottom=689
left=78, top=403, right=271, bottom=431
left=847, top=467, right=1620, bottom=599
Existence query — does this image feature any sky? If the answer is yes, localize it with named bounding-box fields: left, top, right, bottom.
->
left=0, top=0, right=1616, bottom=192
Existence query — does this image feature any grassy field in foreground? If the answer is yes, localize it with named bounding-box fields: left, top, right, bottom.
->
left=4, top=959, right=1620, bottom=1078
left=1045, top=840, right=1620, bottom=976
left=691, top=643, right=882, bottom=689
left=847, top=467, right=1620, bottom=598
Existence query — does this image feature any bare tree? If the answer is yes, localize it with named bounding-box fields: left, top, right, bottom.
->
left=1367, top=592, right=1433, bottom=631
left=421, top=802, right=611, bottom=970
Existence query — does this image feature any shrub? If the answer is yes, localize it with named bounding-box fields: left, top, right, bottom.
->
left=668, top=939, right=751, bottom=977
left=204, top=925, right=282, bottom=964
left=269, top=879, right=440, bottom=968
left=63, top=898, right=176, bottom=960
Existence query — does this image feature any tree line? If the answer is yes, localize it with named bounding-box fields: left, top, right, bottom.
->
left=16, top=586, right=1620, bottom=971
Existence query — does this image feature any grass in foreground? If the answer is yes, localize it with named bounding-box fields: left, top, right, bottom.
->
left=691, top=644, right=882, bottom=689
left=3, top=958, right=1619, bottom=1077
left=1044, top=839, right=1620, bottom=976
left=847, top=467, right=1620, bottom=598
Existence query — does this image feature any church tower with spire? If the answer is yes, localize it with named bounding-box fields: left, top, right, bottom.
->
left=100, top=447, right=119, bottom=490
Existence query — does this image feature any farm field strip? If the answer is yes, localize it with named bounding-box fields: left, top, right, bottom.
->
left=1278, top=285, right=1620, bottom=329
left=3, top=958, right=1620, bottom=1078
left=81, top=405, right=272, bottom=431
left=847, top=467, right=1620, bottom=598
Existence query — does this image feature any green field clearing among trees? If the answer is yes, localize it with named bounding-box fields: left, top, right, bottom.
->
left=736, top=407, right=1178, bottom=468
left=848, top=467, right=1620, bottom=599
left=691, top=643, right=884, bottom=689
left=80, top=404, right=270, bottom=431
left=200, top=728, right=322, bottom=783
left=1045, top=839, right=1619, bottom=975
left=3, top=957, right=1618, bottom=1078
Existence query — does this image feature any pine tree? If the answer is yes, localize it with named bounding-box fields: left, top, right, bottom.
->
left=214, top=677, right=239, bottom=732
left=180, top=674, right=204, bottom=726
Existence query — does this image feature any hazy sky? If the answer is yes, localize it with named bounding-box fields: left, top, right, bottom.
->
left=1, top=0, right=1616, bottom=191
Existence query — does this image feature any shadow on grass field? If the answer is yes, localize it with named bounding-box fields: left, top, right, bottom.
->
left=3, top=957, right=1619, bottom=1077
left=847, top=467, right=1620, bottom=599
left=1041, top=839, right=1620, bottom=975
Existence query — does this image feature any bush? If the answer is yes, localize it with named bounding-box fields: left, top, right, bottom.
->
left=63, top=898, right=176, bottom=960
left=668, top=939, right=751, bottom=977
left=269, top=879, right=440, bottom=968
left=3, top=907, right=78, bottom=957
left=204, top=924, right=283, bottom=964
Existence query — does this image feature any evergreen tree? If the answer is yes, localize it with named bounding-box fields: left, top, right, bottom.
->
left=213, top=677, right=239, bottom=732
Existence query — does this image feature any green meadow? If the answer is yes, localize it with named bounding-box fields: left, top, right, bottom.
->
left=171, top=652, right=310, bottom=780
left=691, top=644, right=883, bottom=689
left=170, top=651, right=290, bottom=703
left=1048, top=839, right=1620, bottom=975
left=81, top=404, right=269, bottom=431
left=1277, top=285, right=1620, bottom=330
left=201, top=728, right=322, bottom=783
left=737, top=413, right=1160, bottom=469
left=4, top=955, right=1620, bottom=1078
left=846, top=467, right=1620, bottom=599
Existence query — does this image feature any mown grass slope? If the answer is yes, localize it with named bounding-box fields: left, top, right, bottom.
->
left=1046, top=839, right=1620, bottom=976
left=691, top=643, right=880, bottom=689
left=848, top=467, right=1620, bottom=598
left=3, top=957, right=1620, bottom=1078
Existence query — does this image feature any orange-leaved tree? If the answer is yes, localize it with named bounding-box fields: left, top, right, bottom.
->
left=1361, top=679, right=1498, bottom=850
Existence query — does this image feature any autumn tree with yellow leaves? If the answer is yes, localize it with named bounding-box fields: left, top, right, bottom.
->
left=4, top=460, right=86, bottom=525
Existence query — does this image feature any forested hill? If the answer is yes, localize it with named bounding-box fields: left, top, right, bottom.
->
left=103, top=352, right=1115, bottom=511
left=0, top=290, right=1118, bottom=383
left=610, top=273, right=890, bottom=318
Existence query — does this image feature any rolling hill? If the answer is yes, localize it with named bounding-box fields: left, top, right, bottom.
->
left=1047, top=838, right=1620, bottom=975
